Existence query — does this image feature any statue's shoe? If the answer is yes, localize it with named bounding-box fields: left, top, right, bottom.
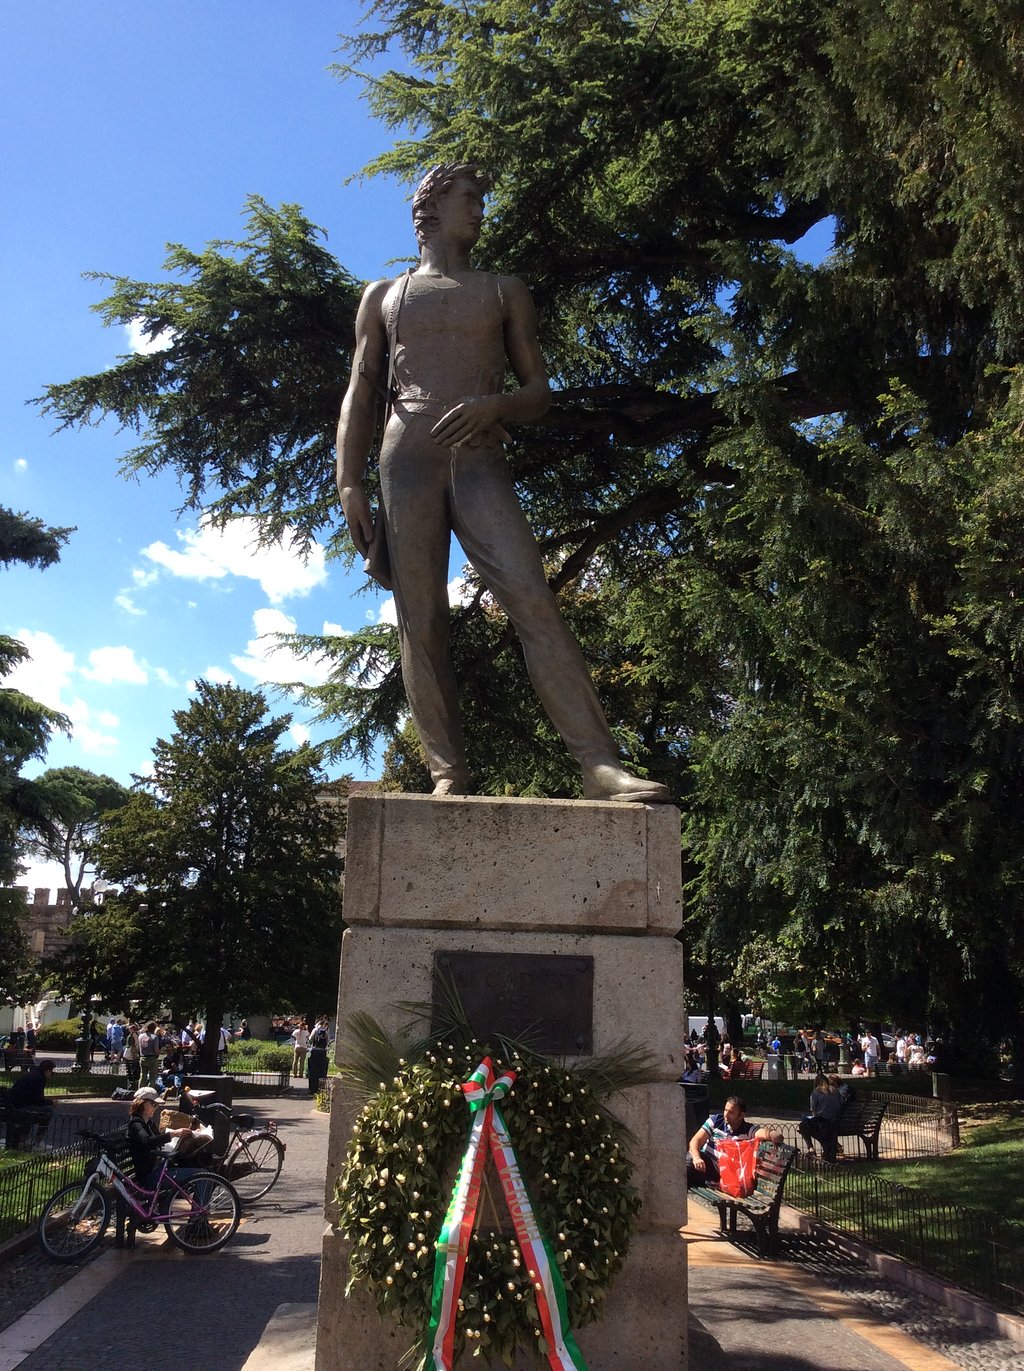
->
left=582, top=764, right=672, bottom=804
left=432, top=777, right=470, bottom=797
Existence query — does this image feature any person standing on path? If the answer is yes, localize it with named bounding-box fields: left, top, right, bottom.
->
left=291, top=1022, right=309, bottom=1078
left=306, top=1017, right=331, bottom=1097
left=336, top=161, right=670, bottom=804
left=860, top=1030, right=881, bottom=1075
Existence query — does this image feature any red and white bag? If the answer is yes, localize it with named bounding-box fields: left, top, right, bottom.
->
left=716, top=1137, right=758, bottom=1198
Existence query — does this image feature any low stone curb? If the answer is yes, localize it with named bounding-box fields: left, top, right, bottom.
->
left=784, top=1205, right=1024, bottom=1348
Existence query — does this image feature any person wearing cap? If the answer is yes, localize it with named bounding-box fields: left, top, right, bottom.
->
left=126, top=1088, right=194, bottom=1188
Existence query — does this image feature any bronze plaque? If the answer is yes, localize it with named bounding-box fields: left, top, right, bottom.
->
left=433, top=951, right=593, bottom=1055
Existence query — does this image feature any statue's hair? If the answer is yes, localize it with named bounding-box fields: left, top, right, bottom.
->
left=412, top=163, right=491, bottom=245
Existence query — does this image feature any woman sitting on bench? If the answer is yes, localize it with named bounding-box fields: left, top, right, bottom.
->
left=798, top=1073, right=845, bottom=1162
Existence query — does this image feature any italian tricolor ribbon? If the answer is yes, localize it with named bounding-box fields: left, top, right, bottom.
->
left=422, top=1057, right=590, bottom=1371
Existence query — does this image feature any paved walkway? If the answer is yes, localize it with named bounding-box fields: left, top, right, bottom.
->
left=3, top=1092, right=1024, bottom=1371
left=0, top=1090, right=329, bottom=1371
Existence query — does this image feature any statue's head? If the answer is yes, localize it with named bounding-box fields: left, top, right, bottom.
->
left=412, top=162, right=492, bottom=246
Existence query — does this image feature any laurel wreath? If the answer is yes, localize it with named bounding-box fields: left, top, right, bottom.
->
left=335, top=1017, right=650, bottom=1367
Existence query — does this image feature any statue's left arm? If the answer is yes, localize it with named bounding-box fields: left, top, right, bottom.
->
left=429, top=275, right=551, bottom=447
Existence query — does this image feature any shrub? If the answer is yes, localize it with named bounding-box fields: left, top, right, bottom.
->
left=226, top=1042, right=292, bottom=1073
left=34, top=1018, right=83, bottom=1049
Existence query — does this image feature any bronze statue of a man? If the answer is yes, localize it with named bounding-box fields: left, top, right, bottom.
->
left=336, top=163, right=669, bottom=804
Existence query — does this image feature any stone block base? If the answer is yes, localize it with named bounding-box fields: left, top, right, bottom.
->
left=315, top=1226, right=686, bottom=1371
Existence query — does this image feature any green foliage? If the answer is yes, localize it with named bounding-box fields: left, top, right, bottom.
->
left=38, top=200, right=363, bottom=559
left=226, top=1040, right=293, bottom=1073
left=336, top=1027, right=640, bottom=1366
left=47, top=682, right=344, bottom=1067
left=34, top=5, right=1024, bottom=1062
left=21, top=767, right=130, bottom=902
left=32, top=1018, right=85, bottom=1049
left=1, top=507, right=72, bottom=1002
left=0, top=507, right=72, bottom=571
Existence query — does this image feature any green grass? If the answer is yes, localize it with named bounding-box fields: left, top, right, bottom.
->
left=784, top=1100, right=1024, bottom=1311
left=866, top=1103, right=1024, bottom=1223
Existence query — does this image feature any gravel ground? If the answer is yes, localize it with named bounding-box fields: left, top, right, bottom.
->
left=779, top=1229, right=1024, bottom=1370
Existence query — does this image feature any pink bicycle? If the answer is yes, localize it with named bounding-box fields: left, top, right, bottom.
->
left=37, top=1130, right=240, bottom=1261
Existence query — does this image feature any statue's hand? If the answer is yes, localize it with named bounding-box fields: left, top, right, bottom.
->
left=431, top=395, right=509, bottom=448
left=340, top=484, right=374, bottom=558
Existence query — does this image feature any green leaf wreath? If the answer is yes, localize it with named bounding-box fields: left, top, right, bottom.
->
left=335, top=1006, right=656, bottom=1367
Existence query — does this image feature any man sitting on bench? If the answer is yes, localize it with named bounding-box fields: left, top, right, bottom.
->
left=687, top=1095, right=783, bottom=1187
left=4, top=1058, right=55, bottom=1149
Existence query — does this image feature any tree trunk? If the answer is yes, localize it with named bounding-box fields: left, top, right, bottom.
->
left=198, top=1003, right=225, bottom=1074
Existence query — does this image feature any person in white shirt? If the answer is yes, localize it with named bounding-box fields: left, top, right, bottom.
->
left=860, top=1031, right=880, bottom=1075
left=291, top=1023, right=310, bottom=1078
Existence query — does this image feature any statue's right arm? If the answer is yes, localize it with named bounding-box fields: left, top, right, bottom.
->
left=336, top=279, right=391, bottom=558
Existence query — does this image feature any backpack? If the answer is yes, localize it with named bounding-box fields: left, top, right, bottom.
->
left=309, top=1027, right=328, bottom=1050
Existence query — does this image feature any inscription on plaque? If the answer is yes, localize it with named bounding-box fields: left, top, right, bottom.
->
left=433, top=951, right=594, bottom=1055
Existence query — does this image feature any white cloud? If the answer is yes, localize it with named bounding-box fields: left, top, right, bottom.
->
left=6, top=629, right=75, bottom=711
left=289, top=722, right=311, bottom=747
left=204, top=665, right=236, bottom=685
left=5, top=630, right=119, bottom=755
left=153, top=666, right=177, bottom=688
left=114, top=591, right=144, bottom=616
left=66, top=698, right=119, bottom=755
left=142, top=518, right=327, bottom=604
left=114, top=568, right=159, bottom=617
left=230, top=608, right=338, bottom=687
left=125, top=318, right=174, bottom=355
left=14, top=458, right=28, bottom=473
left=81, top=646, right=148, bottom=685
left=376, top=597, right=398, bottom=626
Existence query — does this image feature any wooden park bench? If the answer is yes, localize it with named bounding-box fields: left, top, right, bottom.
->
left=689, top=1141, right=797, bottom=1257
left=833, top=1097, right=888, bottom=1161
left=1, top=1046, right=35, bottom=1073
left=718, top=1058, right=762, bottom=1080
left=0, top=1090, right=52, bottom=1150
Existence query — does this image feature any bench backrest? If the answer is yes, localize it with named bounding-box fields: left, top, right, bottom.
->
left=837, top=1100, right=887, bottom=1135
left=753, top=1142, right=796, bottom=1203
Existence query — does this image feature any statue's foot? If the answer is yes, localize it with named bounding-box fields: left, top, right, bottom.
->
left=432, top=776, right=470, bottom=797
left=582, top=763, right=671, bottom=804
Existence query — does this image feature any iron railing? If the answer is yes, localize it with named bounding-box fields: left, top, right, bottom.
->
left=786, top=1157, right=1024, bottom=1313
left=1, top=1110, right=124, bottom=1157
left=0, top=1144, right=88, bottom=1245
left=773, top=1090, right=957, bottom=1161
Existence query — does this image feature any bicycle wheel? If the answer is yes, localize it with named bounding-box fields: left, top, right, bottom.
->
left=164, top=1172, right=240, bottom=1253
left=38, top=1180, right=109, bottom=1262
left=223, top=1132, right=284, bottom=1202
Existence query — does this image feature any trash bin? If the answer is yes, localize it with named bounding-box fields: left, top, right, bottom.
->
left=763, top=1054, right=781, bottom=1081
left=182, top=1075, right=234, bottom=1156
left=681, top=1083, right=710, bottom=1143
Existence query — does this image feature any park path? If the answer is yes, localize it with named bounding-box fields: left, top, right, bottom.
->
left=0, top=1090, right=329, bottom=1371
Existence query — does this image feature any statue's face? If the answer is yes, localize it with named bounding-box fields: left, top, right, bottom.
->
left=433, top=175, right=485, bottom=248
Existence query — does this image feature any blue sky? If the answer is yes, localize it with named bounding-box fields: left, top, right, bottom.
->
left=2, top=3, right=424, bottom=894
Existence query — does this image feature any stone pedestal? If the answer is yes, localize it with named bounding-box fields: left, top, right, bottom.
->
left=315, top=794, right=687, bottom=1370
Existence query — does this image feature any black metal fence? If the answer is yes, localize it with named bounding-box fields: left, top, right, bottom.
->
left=774, top=1090, right=957, bottom=1161
left=0, top=1144, right=88, bottom=1245
left=787, top=1157, right=1024, bottom=1312
left=1, top=1110, right=123, bottom=1156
